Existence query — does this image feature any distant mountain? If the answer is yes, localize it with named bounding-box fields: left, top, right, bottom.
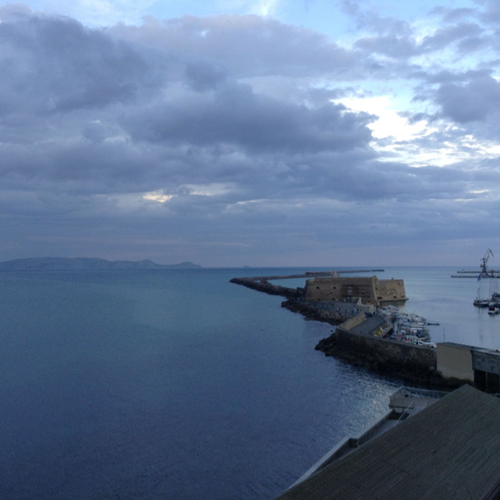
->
left=0, top=257, right=202, bottom=270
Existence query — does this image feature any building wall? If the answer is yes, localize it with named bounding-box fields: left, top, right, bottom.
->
left=305, top=276, right=407, bottom=306
left=340, top=313, right=366, bottom=331
left=436, top=343, right=474, bottom=382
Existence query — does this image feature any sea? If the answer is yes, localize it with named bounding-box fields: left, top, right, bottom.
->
left=0, top=266, right=497, bottom=499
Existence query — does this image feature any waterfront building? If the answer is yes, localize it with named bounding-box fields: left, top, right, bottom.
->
left=275, top=385, right=500, bottom=500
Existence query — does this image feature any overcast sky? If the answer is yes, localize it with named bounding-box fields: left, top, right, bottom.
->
left=1, top=0, right=500, bottom=267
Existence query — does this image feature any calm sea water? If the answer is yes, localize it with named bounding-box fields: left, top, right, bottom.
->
left=0, top=266, right=495, bottom=499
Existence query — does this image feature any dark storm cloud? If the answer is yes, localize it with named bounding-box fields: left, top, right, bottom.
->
left=0, top=10, right=156, bottom=116
left=184, top=61, right=227, bottom=91
left=0, top=7, right=386, bottom=210
left=436, top=74, right=500, bottom=123
left=122, top=83, right=374, bottom=154
left=108, top=15, right=363, bottom=79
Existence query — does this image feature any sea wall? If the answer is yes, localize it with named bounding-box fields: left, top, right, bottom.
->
left=335, top=326, right=436, bottom=368
left=281, top=300, right=352, bottom=324
left=230, top=277, right=303, bottom=299
left=316, top=326, right=457, bottom=388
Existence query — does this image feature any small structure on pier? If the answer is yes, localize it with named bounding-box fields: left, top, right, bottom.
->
left=437, top=342, right=500, bottom=392
left=304, top=275, right=408, bottom=307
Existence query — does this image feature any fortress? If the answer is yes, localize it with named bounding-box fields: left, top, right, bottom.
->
left=305, top=275, right=408, bottom=307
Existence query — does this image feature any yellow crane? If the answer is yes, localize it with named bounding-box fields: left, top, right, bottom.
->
left=480, top=248, right=494, bottom=276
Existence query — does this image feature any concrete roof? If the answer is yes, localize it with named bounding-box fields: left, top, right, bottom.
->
left=275, top=385, right=500, bottom=500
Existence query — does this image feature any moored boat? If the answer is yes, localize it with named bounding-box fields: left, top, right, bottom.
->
left=488, top=305, right=499, bottom=315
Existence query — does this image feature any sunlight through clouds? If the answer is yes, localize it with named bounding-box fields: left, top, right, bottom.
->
left=339, top=95, right=427, bottom=142
left=143, top=191, right=173, bottom=203
left=252, top=0, right=279, bottom=16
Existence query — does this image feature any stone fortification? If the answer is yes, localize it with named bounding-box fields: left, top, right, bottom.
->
left=376, top=278, right=408, bottom=305
left=305, top=275, right=407, bottom=307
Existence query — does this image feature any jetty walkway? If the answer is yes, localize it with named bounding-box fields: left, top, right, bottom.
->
left=247, top=269, right=384, bottom=283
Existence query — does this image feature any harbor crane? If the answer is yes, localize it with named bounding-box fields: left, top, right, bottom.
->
left=481, top=249, right=494, bottom=276
left=452, top=249, right=500, bottom=278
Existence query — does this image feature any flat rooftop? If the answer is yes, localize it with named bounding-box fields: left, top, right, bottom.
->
left=275, top=385, right=500, bottom=500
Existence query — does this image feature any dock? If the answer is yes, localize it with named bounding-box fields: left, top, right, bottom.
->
left=247, top=269, right=384, bottom=282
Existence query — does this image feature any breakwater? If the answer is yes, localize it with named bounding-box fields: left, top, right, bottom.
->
left=229, top=277, right=303, bottom=299
left=281, top=299, right=353, bottom=324
left=231, top=276, right=458, bottom=389
left=315, top=327, right=458, bottom=389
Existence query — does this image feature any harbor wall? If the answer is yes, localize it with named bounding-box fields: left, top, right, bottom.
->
left=229, top=278, right=303, bottom=299
left=335, top=327, right=437, bottom=368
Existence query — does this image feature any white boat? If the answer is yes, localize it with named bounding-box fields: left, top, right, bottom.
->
left=474, top=298, right=489, bottom=307
left=474, top=284, right=489, bottom=307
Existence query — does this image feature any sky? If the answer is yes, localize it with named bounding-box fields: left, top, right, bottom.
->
left=1, top=0, right=500, bottom=267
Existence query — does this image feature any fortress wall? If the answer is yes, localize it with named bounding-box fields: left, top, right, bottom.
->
left=376, top=279, right=408, bottom=303
left=305, top=276, right=378, bottom=304
left=305, top=276, right=408, bottom=306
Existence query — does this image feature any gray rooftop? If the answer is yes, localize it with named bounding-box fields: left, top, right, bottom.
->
left=275, top=385, right=500, bottom=500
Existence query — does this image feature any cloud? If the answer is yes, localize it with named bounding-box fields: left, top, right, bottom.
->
left=2, top=3, right=500, bottom=265
left=435, top=74, right=500, bottom=123
left=108, top=15, right=361, bottom=79
left=122, top=83, right=374, bottom=154
left=478, top=0, right=500, bottom=25
left=0, top=9, right=158, bottom=119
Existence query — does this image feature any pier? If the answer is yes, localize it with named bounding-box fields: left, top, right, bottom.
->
left=246, top=269, right=384, bottom=283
